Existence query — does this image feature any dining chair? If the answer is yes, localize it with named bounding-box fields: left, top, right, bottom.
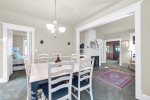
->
left=38, top=54, right=50, bottom=63
left=72, top=58, right=94, bottom=100
left=79, top=54, right=88, bottom=60
left=23, top=58, right=31, bottom=100
left=41, top=61, right=74, bottom=100
left=71, top=54, right=79, bottom=63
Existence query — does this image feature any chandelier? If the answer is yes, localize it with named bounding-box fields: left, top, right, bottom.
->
left=46, top=0, right=66, bottom=37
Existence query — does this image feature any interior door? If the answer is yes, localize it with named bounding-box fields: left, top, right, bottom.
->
left=7, top=29, right=13, bottom=78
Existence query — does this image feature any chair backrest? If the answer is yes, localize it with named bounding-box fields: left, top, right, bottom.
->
left=78, top=58, right=94, bottom=88
left=23, top=58, right=31, bottom=100
left=71, top=54, right=79, bottom=63
left=79, top=54, right=88, bottom=60
left=38, top=54, right=49, bottom=63
left=48, top=61, right=74, bottom=100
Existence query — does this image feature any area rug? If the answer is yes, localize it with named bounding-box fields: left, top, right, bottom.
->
left=94, top=69, right=134, bottom=89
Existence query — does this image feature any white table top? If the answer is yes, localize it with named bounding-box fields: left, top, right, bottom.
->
left=29, top=62, right=79, bottom=83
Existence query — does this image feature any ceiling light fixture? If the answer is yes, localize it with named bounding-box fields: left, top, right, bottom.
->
left=46, top=0, right=66, bottom=37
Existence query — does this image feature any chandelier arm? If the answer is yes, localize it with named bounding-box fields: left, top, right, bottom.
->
left=55, top=0, right=57, bottom=21
left=46, top=0, right=66, bottom=37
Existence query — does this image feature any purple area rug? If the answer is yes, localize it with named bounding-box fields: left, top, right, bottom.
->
left=95, top=69, right=134, bottom=89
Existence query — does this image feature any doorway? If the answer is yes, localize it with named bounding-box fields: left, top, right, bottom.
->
left=2, top=23, right=35, bottom=82
left=106, top=41, right=120, bottom=64
left=12, top=31, right=27, bottom=72
left=104, top=39, right=122, bottom=66
left=76, top=1, right=142, bottom=99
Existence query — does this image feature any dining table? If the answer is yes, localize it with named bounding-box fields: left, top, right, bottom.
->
left=29, top=62, right=79, bottom=83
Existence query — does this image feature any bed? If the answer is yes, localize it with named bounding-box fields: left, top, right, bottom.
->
left=13, top=48, right=25, bottom=71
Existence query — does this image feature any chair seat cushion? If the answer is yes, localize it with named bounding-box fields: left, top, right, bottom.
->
left=38, top=82, right=48, bottom=89
left=42, top=85, right=68, bottom=100
left=38, top=77, right=58, bottom=89
left=72, top=77, right=89, bottom=88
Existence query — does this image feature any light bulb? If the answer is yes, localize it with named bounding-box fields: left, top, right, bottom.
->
left=46, top=24, right=54, bottom=30
left=58, top=27, right=66, bottom=33
left=53, top=20, right=58, bottom=24
left=51, top=28, right=56, bottom=34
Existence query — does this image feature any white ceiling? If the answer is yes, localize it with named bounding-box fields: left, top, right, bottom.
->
left=95, top=15, right=135, bottom=34
left=0, top=0, right=121, bottom=26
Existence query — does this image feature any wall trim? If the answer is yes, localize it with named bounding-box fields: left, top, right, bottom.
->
left=76, top=0, right=144, bottom=32
left=142, top=94, right=150, bottom=100
left=134, top=3, right=142, bottom=100
left=0, top=78, right=5, bottom=83
left=136, top=89, right=142, bottom=100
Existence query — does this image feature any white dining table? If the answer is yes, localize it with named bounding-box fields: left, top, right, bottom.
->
left=29, top=62, right=80, bottom=83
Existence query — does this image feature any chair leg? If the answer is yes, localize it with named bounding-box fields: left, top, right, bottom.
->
left=90, top=87, right=93, bottom=100
left=73, top=88, right=76, bottom=92
left=78, top=91, right=80, bottom=100
left=41, top=93, right=45, bottom=100
left=27, top=83, right=31, bottom=100
left=69, top=94, right=72, bottom=100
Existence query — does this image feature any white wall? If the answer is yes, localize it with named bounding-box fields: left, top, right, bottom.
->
left=80, top=32, right=85, bottom=44
left=13, top=34, right=26, bottom=55
left=120, top=36, right=130, bottom=66
left=0, top=9, right=76, bottom=56
left=96, top=32, right=104, bottom=39
left=0, top=23, right=3, bottom=78
left=0, top=9, right=75, bottom=80
left=141, top=0, right=150, bottom=96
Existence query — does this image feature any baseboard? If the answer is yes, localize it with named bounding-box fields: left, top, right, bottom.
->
left=141, top=94, right=150, bottom=100
left=0, top=77, right=5, bottom=83
left=102, top=60, right=106, bottom=63
left=136, top=89, right=142, bottom=99
left=0, top=77, right=8, bottom=83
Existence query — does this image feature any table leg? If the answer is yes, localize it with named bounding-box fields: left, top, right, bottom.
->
left=31, top=82, right=38, bottom=100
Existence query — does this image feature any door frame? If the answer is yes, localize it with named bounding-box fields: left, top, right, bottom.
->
left=2, top=22, right=35, bottom=82
left=96, top=39, right=104, bottom=63
left=104, top=38, right=122, bottom=66
left=7, top=29, right=14, bottom=77
left=75, top=0, right=143, bottom=99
